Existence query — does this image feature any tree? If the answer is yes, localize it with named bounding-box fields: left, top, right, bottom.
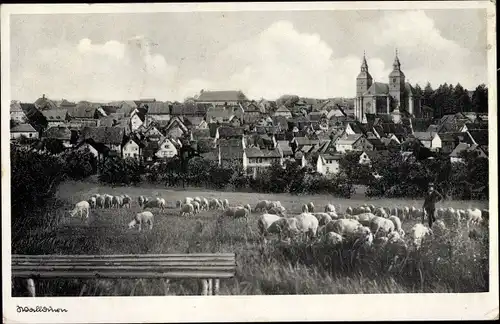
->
left=471, top=84, right=488, bottom=113
left=42, top=138, right=65, bottom=155
left=423, top=82, right=434, bottom=108
left=453, top=83, right=472, bottom=113
left=62, top=148, right=98, bottom=180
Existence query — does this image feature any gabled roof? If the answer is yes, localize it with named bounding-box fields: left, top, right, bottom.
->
left=100, top=105, right=120, bottom=115
left=206, top=106, right=233, bottom=120
left=243, top=102, right=262, bottom=113
left=275, top=105, right=291, bottom=113
left=197, top=90, right=249, bottom=102
left=294, top=137, right=320, bottom=146
left=272, top=116, right=289, bottom=130
left=219, top=138, right=244, bottom=160
left=68, top=102, right=99, bottom=119
left=34, top=96, right=58, bottom=110
left=41, top=109, right=68, bottom=121
left=44, top=126, right=72, bottom=140
left=411, top=118, right=434, bottom=132
left=347, top=122, right=366, bottom=135
left=367, top=137, right=385, bottom=150
left=245, top=147, right=282, bottom=158
left=191, top=128, right=211, bottom=140
left=80, top=126, right=125, bottom=145
left=468, top=130, right=488, bottom=146
left=11, top=123, right=37, bottom=133
left=308, top=111, right=327, bottom=121
left=165, top=117, right=189, bottom=133
left=449, top=142, right=470, bottom=158
left=319, top=153, right=343, bottom=161
left=413, top=132, right=434, bottom=141
left=146, top=102, right=170, bottom=115
left=183, top=116, right=205, bottom=128
left=218, top=126, right=244, bottom=138
left=277, top=140, right=293, bottom=157
left=464, top=122, right=488, bottom=131
left=10, top=101, right=23, bottom=113
left=337, top=134, right=363, bottom=145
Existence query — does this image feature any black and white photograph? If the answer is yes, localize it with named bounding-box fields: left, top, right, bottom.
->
left=2, top=1, right=498, bottom=322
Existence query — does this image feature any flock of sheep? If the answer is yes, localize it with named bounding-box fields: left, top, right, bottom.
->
left=68, top=193, right=489, bottom=252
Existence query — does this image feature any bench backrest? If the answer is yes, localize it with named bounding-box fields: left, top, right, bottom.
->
left=12, top=253, right=236, bottom=296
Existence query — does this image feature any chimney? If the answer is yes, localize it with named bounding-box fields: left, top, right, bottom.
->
left=42, top=94, right=46, bottom=99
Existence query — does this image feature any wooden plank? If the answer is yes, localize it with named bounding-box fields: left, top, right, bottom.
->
left=13, top=270, right=235, bottom=279
left=13, top=253, right=235, bottom=259
left=13, top=261, right=236, bottom=267
left=12, top=257, right=236, bottom=263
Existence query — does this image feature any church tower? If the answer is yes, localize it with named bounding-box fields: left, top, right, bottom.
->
left=388, top=49, right=405, bottom=112
left=355, top=52, right=373, bottom=121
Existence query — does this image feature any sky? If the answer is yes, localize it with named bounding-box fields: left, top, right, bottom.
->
left=10, top=9, right=489, bottom=102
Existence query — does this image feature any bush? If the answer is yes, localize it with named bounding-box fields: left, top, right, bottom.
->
left=62, top=148, right=98, bottom=180
left=99, top=156, right=144, bottom=185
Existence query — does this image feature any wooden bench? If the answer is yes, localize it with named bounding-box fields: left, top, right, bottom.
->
left=12, top=253, right=236, bottom=296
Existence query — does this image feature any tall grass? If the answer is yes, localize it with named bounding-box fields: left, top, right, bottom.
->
left=11, top=183, right=489, bottom=296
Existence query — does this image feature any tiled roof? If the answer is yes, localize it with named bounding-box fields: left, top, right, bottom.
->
left=183, top=116, right=205, bottom=128
left=41, top=109, right=68, bottom=121
left=276, top=105, right=291, bottom=113
left=191, top=128, right=211, bottom=140
left=80, top=126, right=125, bottom=145
left=277, top=140, right=293, bottom=156
left=449, top=142, right=470, bottom=157
left=245, top=147, right=282, bottom=158
left=146, top=102, right=170, bottom=115
left=218, top=126, right=244, bottom=138
left=11, top=123, right=37, bottom=133
left=465, top=122, right=488, bottom=131
left=10, top=102, right=23, bottom=112
left=68, top=102, right=99, bottom=119
left=367, top=137, right=385, bottom=149
left=34, top=96, right=58, bottom=110
left=337, top=134, right=363, bottom=145
left=363, top=82, right=389, bottom=96
left=100, top=105, right=119, bottom=115
left=197, top=90, right=248, bottom=102
left=320, top=153, right=343, bottom=161
left=219, top=138, right=244, bottom=160
left=413, top=132, right=433, bottom=141
left=44, top=126, right=72, bottom=140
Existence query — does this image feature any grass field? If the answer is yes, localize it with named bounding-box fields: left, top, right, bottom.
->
left=11, top=181, right=490, bottom=296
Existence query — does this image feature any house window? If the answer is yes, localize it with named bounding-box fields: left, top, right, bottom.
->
left=29, top=133, right=32, bottom=138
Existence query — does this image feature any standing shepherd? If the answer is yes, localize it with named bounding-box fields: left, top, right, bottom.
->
left=422, top=182, right=444, bottom=228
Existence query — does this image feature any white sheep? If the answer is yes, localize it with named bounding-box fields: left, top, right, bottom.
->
left=323, top=231, right=343, bottom=245
left=254, top=200, right=269, bottom=212
left=369, top=216, right=395, bottom=238
left=144, top=198, right=165, bottom=211
left=307, top=202, right=315, bottom=213
left=345, top=206, right=353, bottom=215
left=222, top=199, right=229, bottom=209
left=87, top=197, right=97, bottom=209
left=289, top=212, right=319, bottom=240
left=267, top=205, right=286, bottom=216
left=388, top=215, right=405, bottom=237
left=194, top=197, right=202, bottom=204
left=96, top=195, right=105, bottom=208
left=409, top=224, right=433, bottom=249
left=104, top=194, right=113, bottom=208
left=180, top=203, right=195, bottom=217
left=432, top=219, right=447, bottom=236
left=257, top=214, right=297, bottom=242
left=466, top=208, right=483, bottom=228
left=324, top=218, right=362, bottom=238
left=128, top=211, right=154, bottom=231
left=356, top=212, right=376, bottom=227
left=374, top=207, right=388, bottom=218
left=222, top=206, right=249, bottom=223
left=138, top=195, right=148, bottom=208
left=121, top=195, right=131, bottom=208
left=244, top=204, right=252, bottom=213
left=201, top=198, right=209, bottom=211
left=176, top=200, right=182, bottom=208
left=69, top=201, right=90, bottom=221
left=208, top=198, right=221, bottom=210
left=301, top=204, right=309, bottom=213
left=324, top=204, right=336, bottom=213
left=112, top=195, right=122, bottom=208
left=192, top=201, right=200, bottom=214
left=183, top=197, right=194, bottom=205
left=326, top=211, right=339, bottom=220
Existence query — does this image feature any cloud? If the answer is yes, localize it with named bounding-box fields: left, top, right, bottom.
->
left=13, top=36, right=178, bottom=102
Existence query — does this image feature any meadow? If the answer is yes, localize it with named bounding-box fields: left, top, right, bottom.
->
left=11, top=180, right=490, bottom=296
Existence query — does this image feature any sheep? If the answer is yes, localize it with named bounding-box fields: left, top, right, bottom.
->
left=301, top=204, right=309, bottom=213
left=201, top=198, right=209, bottom=211
left=442, top=207, right=460, bottom=228
left=208, top=198, right=221, bottom=210
left=68, top=201, right=90, bottom=221
left=183, top=197, right=194, bottom=205
left=244, top=204, right=252, bottom=213
left=192, top=201, right=200, bottom=214
left=432, top=219, right=447, bottom=236
left=345, top=206, right=353, bottom=215
left=222, top=206, right=249, bottom=223
left=409, top=224, right=433, bottom=249
left=128, top=211, right=154, bottom=231
left=388, top=215, right=404, bottom=237
left=222, top=199, right=229, bottom=209
left=88, top=197, right=97, bottom=209
left=143, top=198, right=165, bottom=211
left=96, top=195, right=105, bottom=209
left=323, top=231, right=343, bottom=245
left=257, top=214, right=297, bottom=242
left=369, top=216, right=395, bottom=238
left=311, top=212, right=333, bottom=226
left=193, top=196, right=201, bottom=203
left=356, top=212, right=376, bottom=227
left=180, top=203, right=195, bottom=217
left=254, top=200, right=269, bottom=212
left=326, top=211, right=339, bottom=220
left=403, top=206, right=410, bottom=218
left=104, top=194, right=113, bottom=208
left=351, top=206, right=366, bottom=215
left=289, top=212, right=319, bottom=240
left=374, top=207, right=388, bottom=218
left=138, top=195, right=148, bottom=208
left=324, top=204, right=336, bottom=213
left=324, top=218, right=362, bottom=238
left=267, top=205, right=286, bottom=216
left=121, top=195, right=132, bottom=208
left=466, top=208, right=483, bottom=228
left=307, top=202, right=315, bottom=213
left=176, top=200, right=182, bottom=208
left=112, top=195, right=122, bottom=209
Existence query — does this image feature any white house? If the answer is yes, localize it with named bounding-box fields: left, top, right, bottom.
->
left=335, top=134, right=367, bottom=153
left=164, top=117, right=189, bottom=139
left=10, top=102, right=27, bottom=122
left=243, top=147, right=283, bottom=178
left=41, top=109, right=68, bottom=128
left=449, top=143, right=470, bottom=163
left=11, top=124, right=38, bottom=140
left=274, top=106, right=292, bottom=118
left=431, top=133, right=442, bottom=151
left=316, top=154, right=342, bottom=176
left=131, top=113, right=144, bottom=131
left=156, top=137, right=179, bottom=158
left=412, top=132, right=433, bottom=149
left=122, top=138, right=141, bottom=159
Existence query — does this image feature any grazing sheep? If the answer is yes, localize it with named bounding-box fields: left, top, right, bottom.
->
left=326, top=211, right=339, bottom=220
left=307, top=202, right=315, bottom=213
left=409, top=224, right=433, bottom=249
left=254, top=200, right=269, bottom=212
left=222, top=199, right=229, bottom=209
left=268, top=205, right=286, bottom=216
left=128, top=211, right=154, bottom=231
left=369, top=216, right=395, bottom=238
left=345, top=206, right=353, bottom=215
left=351, top=206, right=366, bottom=215
left=403, top=206, right=410, bottom=218
left=432, top=219, right=447, bottom=236
left=466, top=208, right=483, bottom=228
left=222, top=206, right=249, bottom=223
left=356, top=212, right=376, bottom=227
left=88, top=197, right=97, bottom=209
left=201, top=198, right=209, bottom=211
left=388, top=215, right=404, bottom=237
left=368, top=204, right=376, bottom=211
left=374, top=207, right=388, bottom=218
left=96, top=195, right=105, bottom=209
left=291, top=212, right=319, bottom=240
left=209, top=198, right=221, bottom=210
left=183, top=197, right=194, bottom=205
left=176, top=200, right=182, bottom=208
left=373, top=236, right=389, bottom=249
left=180, top=203, right=195, bottom=217
left=112, top=195, right=122, bottom=208
left=301, top=204, right=309, bottom=213
left=257, top=214, right=297, bottom=242
left=104, top=195, right=113, bottom=208
left=324, top=204, right=336, bottom=213
left=323, top=231, right=343, bottom=245
left=311, top=212, right=333, bottom=226
left=244, top=204, right=251, bottom=212
left=138, top=195, right=148, bottom=208
left=194, top=196, right=202, bottom=203
left=69, top=201, right=90, bottom=220
left=191, top=201, right=200, bottom=213
left=144, top=198, right=165, bottom=211
left=324, top=218, right=362, bottom=238
left=442, top=207, right=459, bottom=228
left=121, top=195, right=131, bottom=208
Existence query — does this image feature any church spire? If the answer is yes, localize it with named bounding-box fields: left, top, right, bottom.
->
left=392, top=48, right=401, bottom=71
left=360, top=51, right=369, bottom=72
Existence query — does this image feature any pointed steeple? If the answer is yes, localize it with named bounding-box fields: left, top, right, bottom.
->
left=392, top=48, right=401, bottom=71
left=360, top=50, right=369, bottom=72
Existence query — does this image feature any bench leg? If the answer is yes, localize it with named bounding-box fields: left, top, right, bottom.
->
left=26, top=279, right=36, bottom=297
left=207, top=279, right=213, bottom=296
left=213, top=279, right=220, bottom=295
left=201, top=279, right=209, bottom=296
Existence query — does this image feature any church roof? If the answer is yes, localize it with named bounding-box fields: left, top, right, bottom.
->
left=363, top=82, right=389, bottom=96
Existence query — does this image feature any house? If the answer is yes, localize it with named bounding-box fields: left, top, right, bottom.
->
left=129, top=113, right=144, bottom=131
left=58, top=99, right=77, bottom=110
left=156, top=137, right=179, bottom=159
left=219, top=138, right=245, bottom=167
left=10, top=123, right=39, bottom=140
left=335, top=134, right=371, bottom=153
left=216, top=126, right=245, bottom=140
left=143, top=125, right=165, bottom=142
left=460, top=122, right=488, bottom=133
left=430, top=133, right=442, bottom=152
left=344, top=122, right=365, bottom=136
left=206, top=106, right=233, bottom=123
left=41, top=109, right=68, bottom=128
left=10, top=101, right=27, bottom=122
left=467, top=130, right=488, bottom=146
left=122, top=138, right=142, bottom=160
left=274, top=106, right=293, bottom=118
left=412, top=132, right=434, bottom=149
left=79, top=126, right=125, bottom=156
left=67, top=101, right=103, bottom=126
left=164, top=117, right=189, bottom=139
left=34, top=94, right=58, bottom=111
left=75, top=141, right=100, bottom=159
left=243, top=147, right=283, bottom=178
left=449, top=143, right=471, bottom=163
left=183, top=116, right=207, bottom=130
left=195, top=90, right=249, bottom=106
left=43, top=126, right=73, bottom=148
left=190, top=128, right=211, bottom=141
left=144, top=101, right=171, bottom=126
left=316, top=154, right=342, bottom=176
left=19, top=103, right=47, bottom=134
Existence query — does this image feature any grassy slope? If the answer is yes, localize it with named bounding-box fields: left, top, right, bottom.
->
left=11, top=181, right=489, bottom=296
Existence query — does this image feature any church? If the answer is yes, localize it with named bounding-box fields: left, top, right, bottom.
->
left=354, top=51, right=421, bottom=123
